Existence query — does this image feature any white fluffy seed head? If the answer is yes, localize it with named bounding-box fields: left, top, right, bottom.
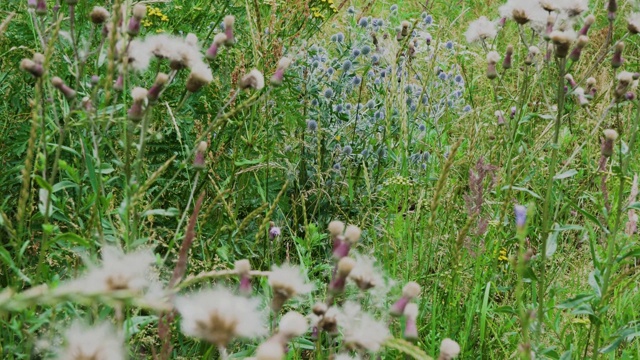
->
left=486, top=51, right=500, bottom=64
left=213, top=33, right=227, bottom=45
left=401, top=20, right=410, bottom=28
left=528, top=46, right=540, bottom=55
left=51, top=76, right=64, bottom=87
left=618, top=71, right=634, bottom=85
left=402, top=281, right=421, bottom=298
left=576, top=35, right=588, bottom=47
left=186, top=33, right=198, bottom=47
left=33, top=53, right=45, bottom=64
left=90, top=6, right=110, bottom=24
left=440, top=338, right=461, bottom=359
left=328, top=220, right=345, bottom=237
left=278, top=57, right=292, bottom=70
left=403, top=303, right=419, bottom=318
left=604, top=129, right=619, bottom=141
left=586, top=77, right=596, bottom=87
left=585, top=14, right=595, bottom=26
left=235, top=259, right=251, bottom=274
left=344, top=225, right=362, bottom=244
left=279, top=311, right=308, bottom=337
left=155, top=72, right=169, bottom=85
left=131, top=87, right=148, bottom=101
left=494, top=110, right=504, bottom=117
left=224, top=15, right=235, bottom=27
left=550, top=30, right=576, bottom=46
left=132, top=4, right=147, bottom=19
left=240, top=69, right=265, bottom=90
left=337, top=256, right=356, bottom=276
left=256, top=340, right=284, bottom=360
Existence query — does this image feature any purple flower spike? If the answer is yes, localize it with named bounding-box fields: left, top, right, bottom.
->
left=515, top=205, right=527, bottom=230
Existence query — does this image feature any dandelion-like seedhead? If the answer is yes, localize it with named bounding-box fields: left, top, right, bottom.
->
left=269, top=263, right=313, bottom=311
left=465, top=16, right=497, bottom=44
left=175, top=287, right=267, bottom=347
left=339, top=301, right=390, bottom=352
left=55, top=322, right=125, bottom=360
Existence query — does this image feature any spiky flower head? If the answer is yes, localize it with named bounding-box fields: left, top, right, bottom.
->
left=56, top=322, right=125, bottom=360
left=602, top=129, right=619, bottom=157
left=223, top=15, right=236, bottom=46
left=186, top=64, right=213, bottom=92
left=550, top=30, right=577, bottom=58
left=339, top=301, right=390, bottom=352
left=90, top=6, right=110, bottom=24
left=176, top=287, right=267, bottom=347
left=465, top=16, right=497, bottom=44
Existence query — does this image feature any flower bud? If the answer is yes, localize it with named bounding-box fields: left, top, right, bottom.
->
left=205, top=33, right=227, bottom=60
left=486, top=51, right=500, bottom=80
left=524, top=46, right=540, bottom=65
left=186, top=65, right=213, bottom=93
left=20, top=58, right=44, bottom=77
left=90, top=6, right=110, bottom=25
left=193, top=141, right=208, bottom=169
left=569, top=35, right=588, bottom=62
left=147, top=73, right=169, bottom=102
left=35, top=0, right=47, bottom=16
left=551, top=31, right=574, bottom=58
left=607, top=0, right=617, bottom=20
left=223, top=15, right=235, bottom=46
left=502, top=45, right=513, bottom=70
left=390, top=282, right=421, bottom=316
left=271, top=57, right=292, bottom=86
left=52, top=77, right=76, bottom=99
left=579, top=15, right=595, bottom=36
left=495, top=110, right=505, bottom=126
left=601, top=129, right=618, bottom=157
left=127, top=87, right=148, bottom=121
left=612, top=41, right=624, bottom=68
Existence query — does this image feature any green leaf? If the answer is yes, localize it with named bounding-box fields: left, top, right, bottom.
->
left=627, top=202, right=640, bottom=211
left=81, top=138, right=98, bottom=193
left=546, top=231, right=558, bottom=258
left=52, top=180, right=78, bottom=193
left=557, top=293, right=594, bottom=309
left=588, top=270, right=602, bottom=298
left=33, top=175, right=52, bottom=192
left=553, top=169, right=578, bottom=180
left=53, top=233, right=90, bottom=247
left=501, top=186, right=541, bottom=199
left=569, top=201, right=609, bottom=234
left=141, top=208, right=179, bottom=217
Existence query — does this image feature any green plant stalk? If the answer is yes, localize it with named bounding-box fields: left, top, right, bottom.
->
left=536, top=57, right=566, bottom=339
left=515, top=215, right=531, bottom=359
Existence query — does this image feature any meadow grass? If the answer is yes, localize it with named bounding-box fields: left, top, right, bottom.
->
left=0, top=0, right=639, bottom=359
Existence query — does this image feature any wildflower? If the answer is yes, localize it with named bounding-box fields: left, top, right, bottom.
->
left=192, top=141, right=208, bottom=169
left=127, top=4, right=147, bottom=36
left=333, top=224, right=361, bottom=259
left=52, top=77, right=76, bottom=100
left=550, top=30, right=576, bottom=58
left=628, top=13, right=640, bottom=34
left=329, top=256, right=356, bottom=294
left=601, top=129, right=618, bottom=157
left=499, top=0, right=541, bottom=25
left=306, top=119, right=318, bottom=131
left=268, top=263, right=313, bottom=312
left=359, top=17, right=368, bottom=27
left=175, top=287, right=267, bottom=347
left=339, top=301, right=390, bottom=352
left=569, top=35, right=588, bottom=62
left=235, top=259, right=252, bottom=295
left=538, top=0, right=558, bottom=12
left=403, top=303, right=419, bottom=340
left=255, top=339, right=284, bottom=360
left=579, top=14, right=595, bottom=36
left=27, top=0, right=36, bottom=9
left=127, top=87, right=148, bottom=121
left=612, top=41, right=624, bottom=68
left=56, top=322, right=125, bottom=360
left=361, top=45, right=371, bottom=55
left=20, top=58, right=44, bottom=78
left=348, top=254, right=383, bottom=291
left=205, top=33, right=227, bottom=60
left=328, top=220, right=345, bottom=243
left=514, top=204, right=527, bottom=230
left=438, top=338, right=461, bottom=359
left=90, top=6, right=109, bottom=24
left=59, top=246, right=156, bottom=295
left=401, top=21, right=411, bottom=37
left=389, top=281, right=421, bottom=316
left=239, top=69, right=265, bottom=90
left=574, top=87, right=589, bottom=106
left=269, top=222, right=281, bottom=240
left=510, top=106, right=517, bottom=118
left=503, top=45, right=513, bottom=69
left=465, top=16, right=497, bottom=44
left=113, top=74, right=124, bottom=91
left=586, top=77, right=597, bottom=95
left=147, top=73, right=169, bottom=103
left=271, top=57, right=292, bottom=86
left=186, top=64, right=213, bottom=92
left=343, top=145, right=353, bottom=155
left=445, top=40, right=454, bottom=50
left=486, top=51, right=500, bottom=80
left=275, top=311, right=308, bottom=342
left=563, top=0, right=588, bottom=17
left=223, top=15, right=235, bottom=46
left=495, top=110, right=505, bottom=126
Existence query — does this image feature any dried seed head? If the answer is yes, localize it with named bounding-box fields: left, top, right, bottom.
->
left=402, top=281, right=421, bottom=298
left=90, top=6, right=110, bottom=24
left=313, top=302, right=328, bottom=316
left=185, top=33, right=198, bottom=47
left=328, top=220, right=345, bottom=237
left=628, top=13, right=640, bottom=34
left=256, top=340, right=284, bottom=360
left=617, top=71, right=634, bottom=86
left=404, top=302, right=419, bottom=318
left=278, top=311, right=308, bottom=338
left=234, top=259, right=250, bottom=274
left=186, top=64, right=214, bottom=92
left=486, top=51, right=500, bottom=65
left=239, top=69, right=265, bottom=90
left=33, top=52, right=44, bottom=64
left=224, top=15, right=236, bottom=46
left=337, top=256, right=356, bottom=277
left=602, top=129, right=618, bottom=157
left=131, top=87, right=148, bottom=102
left=132, top=4, right=147, bottom=19
left=604, top=129, right=618, bottom=141
left=550, top=30, right=576, bottom=58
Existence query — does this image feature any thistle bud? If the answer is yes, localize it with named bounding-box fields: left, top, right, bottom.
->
left=607, top=0, right=617, bottom=20
left=51, top=77, right=76, bottom=99
left=439, top=338, right=461, bottom=360
left=551, top=31, right=575, bottom=58
left=510, top=106, right=516, bottom=119
left=192, top=141, right=208, bottom=169
left=269, top=222, right=281, bottom=240
left=579, top=15, right=595, bottom=36
left=401, top=20, right=411, bottom=37
left=90, top=6, right=110, bottom=25
left=565, top=74, right=577, bottom=89
left=390, top=282, right=421, bottom=316
left=20, top=58, right=44, bottom=77
left=127, top=4, right=146, bottom=36
left=127, top=87, right=148, bottom=121
left=486, top=51, right=500, bottom=80
left=205, top=33, right=227, bottom=60
left=569, top=35, right=588, bottom=62
left=234, top=259, right=252, bottom=296
left=239, top=69, right=265, bottom=90
left=35, top=0, right=47, bottom=16
left=586, top=77, right=597, bottom=96
left=524, top=46, right=540, bottom=65
left=574, top=87, right=589, bottom=106
left=544, top=14, right=556, bottom=40
left=612, top=41, right=624, bottom=68
left=113, top=74, right=124, bottom=92
left=403, top=303, right=419, bottom=341
left=512, top=9, right=530, bottom=25
left=502, top=45, right=513, bottom=70
left=27, top=0, right=36, bottom=9
left=615, top=71, right=634, bottom=99
left=495, top=110, right=505, bottom=126
left=329, top=257, right=355, bottom=294
left=601, top=129, right=618, bottom=157
left=147, top=73, right=168, bottom=103
left=270, top=57, right=292, bottom=86
left=223, top=15, right=235, bottom=46
left=628, top=13, right=640, bottom=35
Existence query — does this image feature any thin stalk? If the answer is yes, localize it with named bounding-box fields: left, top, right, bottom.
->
left=536, top=57, right=566, bottom=338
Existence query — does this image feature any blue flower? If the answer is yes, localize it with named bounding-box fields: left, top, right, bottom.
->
left=333, top=163, right=341, bottom=170
left=418, top=123, right=426, bottom=131
left=306, top=119, right=318, bottom=131
left=371, top=54, right=380, bottom=63
left=424, top=15, right=433, bottom=25
left=515, top=205, right=527, bottom=229
left=326, top=67, right=335, bottom=76
left=342, top=60, right=352, bottom=71
left=438, top=72, right=447, bottom=81
left=463, top=105, right=472, bottom=112
left=361, top=45, right=371, bottom=55
left=359, top=17, right=369, bottom=27
left=343, top=145, right=353, bottom=155
left=352, top=76, right=362, bottom=85
left=390, top=4, right=398, bottom=11
left=347, top=6, right=356, bottom=14
left=352, top=48, right=361, bottom=57
left=445, top=41, right=454, bottom=49
left=324, top=88, right=334, bottom=99
left=454, top=75, right=463, bottom=83
left=366, top=100, right=375, bottom=109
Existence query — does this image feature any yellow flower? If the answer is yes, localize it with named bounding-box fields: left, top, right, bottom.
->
left=335, top=135, right=341, bottom=141
left=498, top=248, right=509, bottom=262
left=161, top=15, right=169, bottom=21
left=156, top=28, right=165, bottom=33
